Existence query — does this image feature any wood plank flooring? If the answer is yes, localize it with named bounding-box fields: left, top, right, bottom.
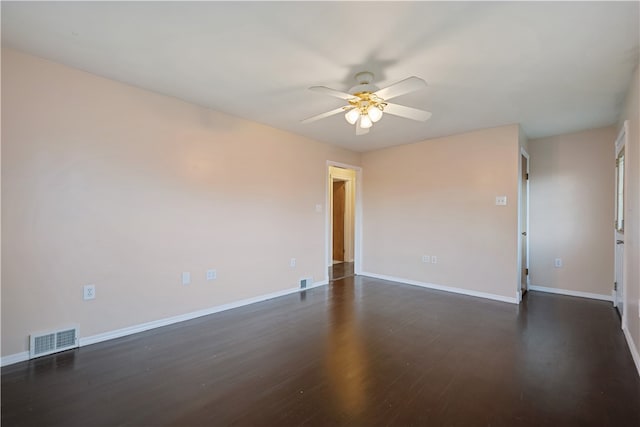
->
left=2, top=275, right=639, bottom=426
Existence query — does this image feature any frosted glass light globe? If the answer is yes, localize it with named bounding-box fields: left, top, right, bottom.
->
left=345, top=109, right=360, bottom=125
left=360, top=114, right=373, bottom=129
left=368, top=106, right=383, bottom=122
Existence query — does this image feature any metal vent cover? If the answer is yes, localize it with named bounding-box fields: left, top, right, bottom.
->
left=30, top=327, right=78, bottom=359
left=33, top=334, right=55, bottom=355
left=299, top=277, right=313, bottom=289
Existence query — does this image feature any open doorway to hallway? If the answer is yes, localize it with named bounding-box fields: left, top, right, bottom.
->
left=328, top=165, right=357, bottom=282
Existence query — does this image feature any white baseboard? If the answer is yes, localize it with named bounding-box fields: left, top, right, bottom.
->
left=360, top=272, right=518, bottom=304
left=0, top=351, right=30, bottom=367
left=623, top=325, right=640, bottom=377
left=529, top=285, right=613, bottom=302
left=1, top=280, right=328, bottom=367
left=305, top=280, right=328, bottom=291
left=80, top=280, right=328, bottom=347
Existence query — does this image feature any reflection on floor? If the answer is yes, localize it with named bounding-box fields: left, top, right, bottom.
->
left=329, top=261, right=354, bottom=281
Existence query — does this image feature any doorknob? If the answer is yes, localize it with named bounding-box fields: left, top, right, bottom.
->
left=617, top=240, right=624, bottom=245
left=521, top=232, right=527, bottom=236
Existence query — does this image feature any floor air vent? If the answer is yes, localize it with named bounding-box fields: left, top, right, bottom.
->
left=30, top=327, right=79, bottom=359
left=300, top=277, right=312, bottom=289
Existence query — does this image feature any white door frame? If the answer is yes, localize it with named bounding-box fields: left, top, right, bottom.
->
left=517, top=147, right=530, bottom=303
left=326, top=161, right=362, bottom=281
left=614, top=120, right=628, bottom=330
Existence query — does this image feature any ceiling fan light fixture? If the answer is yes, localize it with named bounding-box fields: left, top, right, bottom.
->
left=302, top=71, right=431, bottom=136
left=368, top=105, right=383, bottom=122
left=345, top=108, right=360, bottom=125
left=360, top=114, right=373, bottom=129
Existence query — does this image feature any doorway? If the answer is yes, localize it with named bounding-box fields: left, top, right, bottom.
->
left=328, top=164, right=358, bottom=282
left=333, top=180, right=346, bottom=262
left=614, top=122, right=627, bottom=324
left=519, top=149, right=530, bottom=299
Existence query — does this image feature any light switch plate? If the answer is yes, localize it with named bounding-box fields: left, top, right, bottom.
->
left=182, top=272, right=191, bottom=285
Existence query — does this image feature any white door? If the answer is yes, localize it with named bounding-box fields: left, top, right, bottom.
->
left=613, top=125, right=626, bottom=323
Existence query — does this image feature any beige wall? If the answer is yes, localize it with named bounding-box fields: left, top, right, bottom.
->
left=620, top=65, right=640, bottom=368
left=528, top=126, right=616, bottom=297
left=1, top=49, right=361, bottom=357
left=361, top=124, right=521, bottom=300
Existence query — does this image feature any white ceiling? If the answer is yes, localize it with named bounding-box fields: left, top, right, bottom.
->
left=2, top=1, right=639, bottom=152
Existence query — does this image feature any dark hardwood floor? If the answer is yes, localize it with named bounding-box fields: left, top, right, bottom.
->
left=2, top=276, right=639, bottom=426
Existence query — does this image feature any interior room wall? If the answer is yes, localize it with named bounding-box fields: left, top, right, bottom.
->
left=619, top=65, right=640, bottom=372
left=1, top=49, right=361, bottom=359
left=528, top=126, right=616, bottom=298
left=360, top=124, right=521, bottom=301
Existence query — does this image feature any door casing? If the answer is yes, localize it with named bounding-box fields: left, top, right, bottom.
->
left=614, top=121, right=628, bottom=329
left=517, top=148, right=530, bottom=303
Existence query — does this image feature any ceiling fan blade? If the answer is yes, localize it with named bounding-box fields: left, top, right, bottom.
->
left=383, top=103, right=432, bottom=121
left=356, top=121, right=370, bottom=136
left=374, top=76, right=427, bottom=100
left=309, top=86, right=356, bottom=101
left=301, top=106, right=347, bottom=124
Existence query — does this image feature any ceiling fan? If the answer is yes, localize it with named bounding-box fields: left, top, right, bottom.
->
left=302, top=71, right=432, bottom=135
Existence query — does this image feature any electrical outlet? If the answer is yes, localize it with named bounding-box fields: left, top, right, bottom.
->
left=83, top=284, right=96, bottom=300
left=315, top=204, right=322, bottom=213
left=422, top=255, right=430, bottom=263
left=554, top=258, right=563, bottom=268
left=206, top=269, right=217, bottom=281
left=495, top=196, right=507, bottom=206
left=182, top=272, right=191, bottom=285
left=432, top=256, right=438, bottom=264
left=290, top=258, right=296, bottom=268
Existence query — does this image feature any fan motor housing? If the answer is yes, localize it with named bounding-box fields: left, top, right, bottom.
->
left=349, top=71, right=379, bottom=94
